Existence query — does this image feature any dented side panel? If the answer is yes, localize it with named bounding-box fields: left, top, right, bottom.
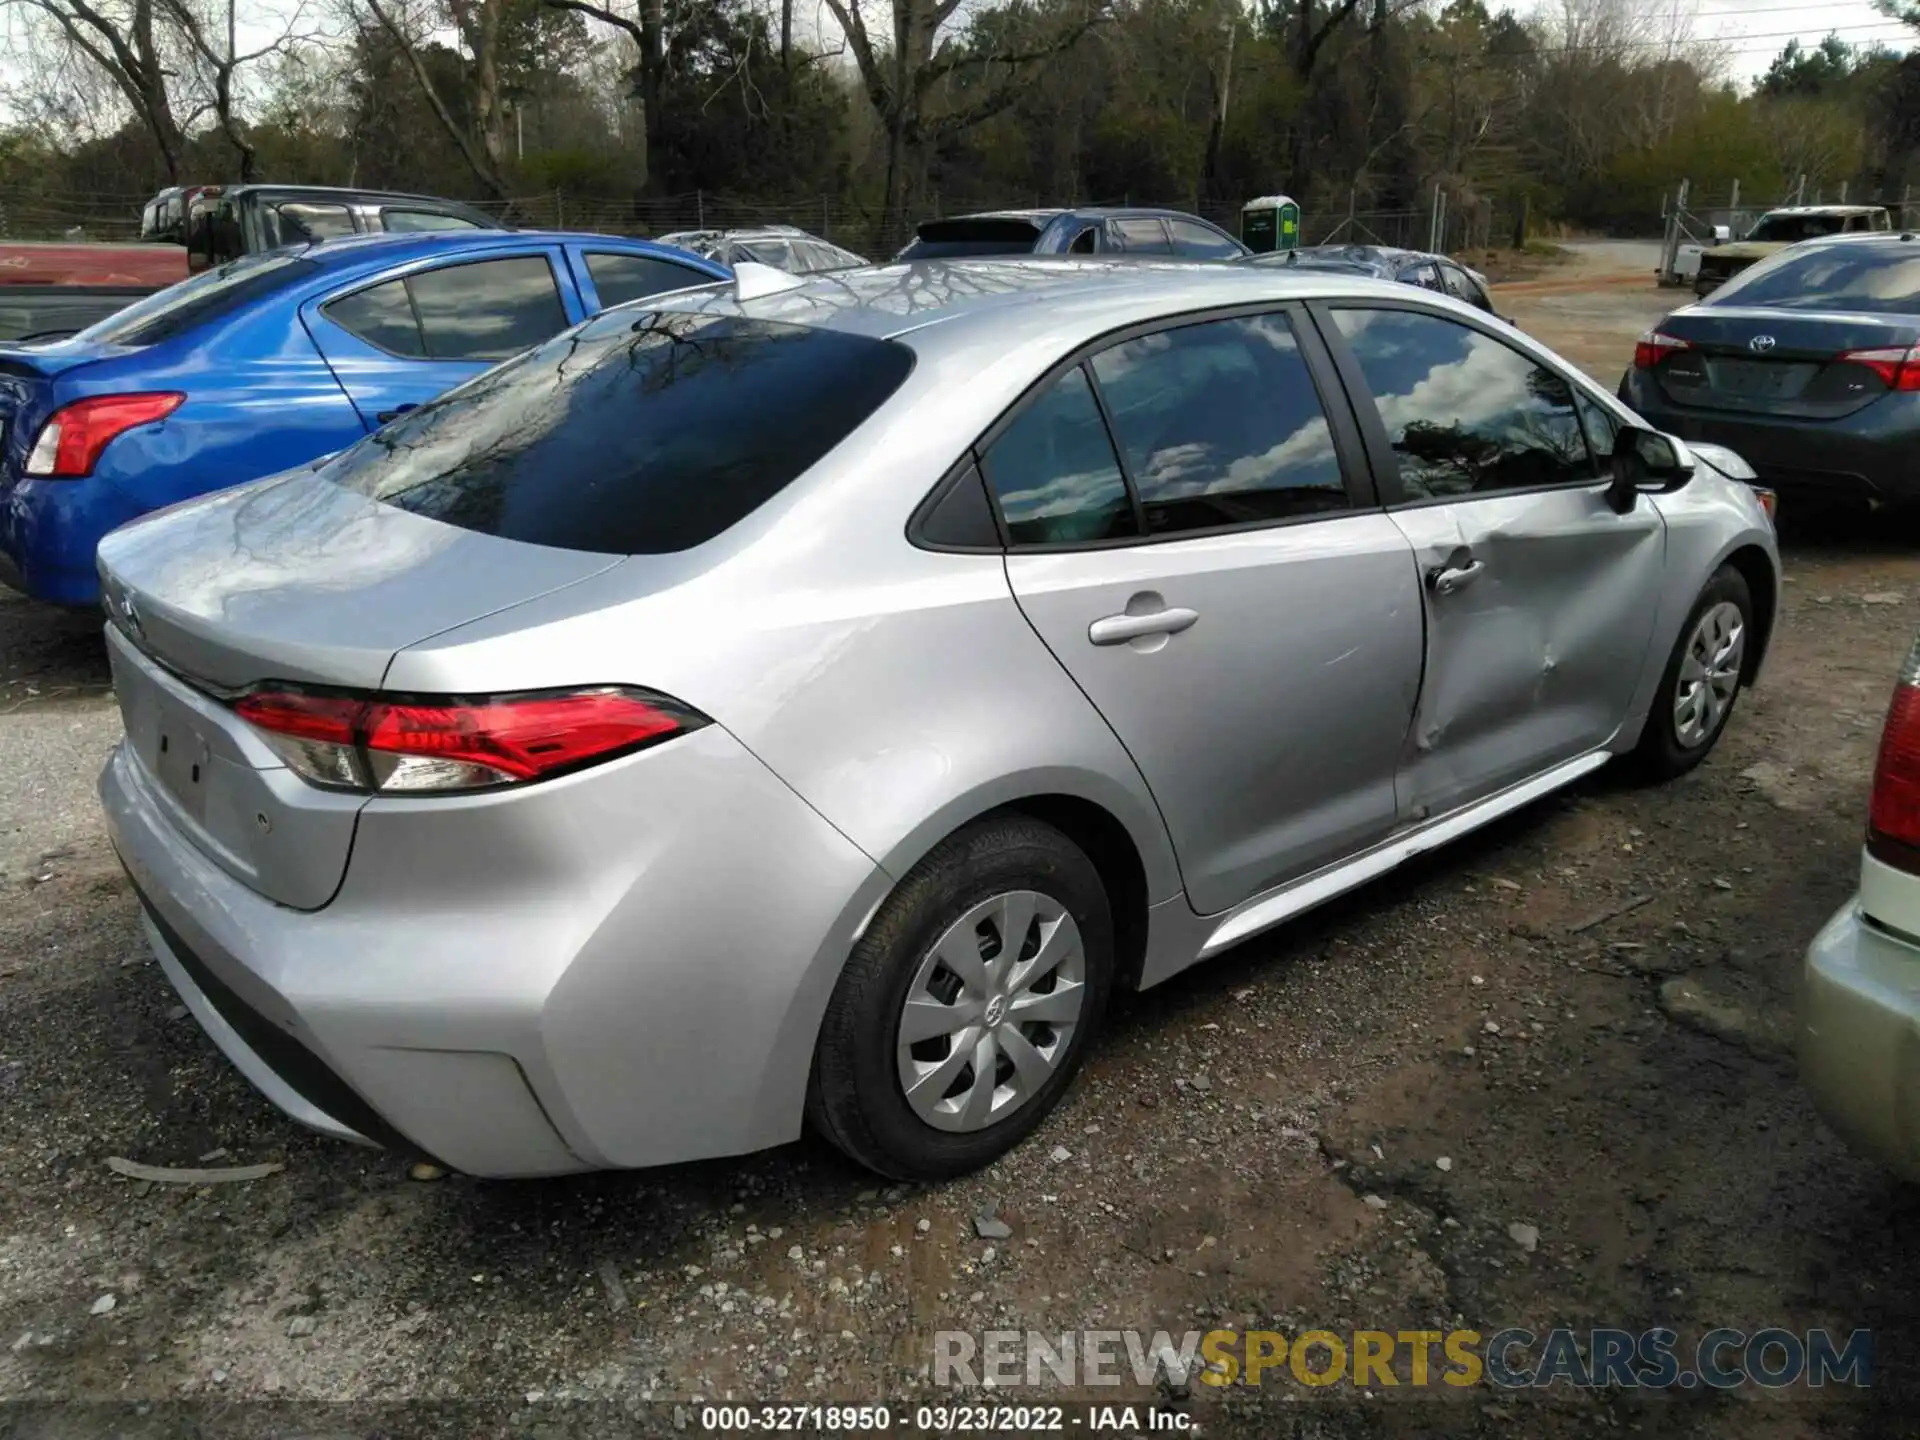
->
left=1388, top=483, right=1665, bottom=821
left=1005, top=512, right=1424, bottom=916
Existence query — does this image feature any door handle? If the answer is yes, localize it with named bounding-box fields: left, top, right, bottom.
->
left=1428, top=560, right=1485, bottom=596
left=375, top=404, right=418, bottom=425
left=1088, top=607, right=1199, bottom=646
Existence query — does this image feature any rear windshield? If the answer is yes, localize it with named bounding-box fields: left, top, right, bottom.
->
left=324, top=311, right=916, bottom=554
left=1707, top=244, right=1920, bottom=314
left=898, top=218, right=1045, bottom=260
left=78, top=252, right=316, bottom=346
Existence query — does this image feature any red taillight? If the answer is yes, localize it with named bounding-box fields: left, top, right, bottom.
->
left=234, top=685, right=705, bottom=794
left=1869, top=645, right=1920, bottom=871
left=1837, top=344, right=1920, bottom=392
left=23, top=393, right=185, bottom=478
left=1633, top=330, right=1691, bottom=370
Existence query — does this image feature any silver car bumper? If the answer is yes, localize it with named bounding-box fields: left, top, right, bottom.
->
left=101, top=722, right=889, bottom=1177
left=1800, top=897, right=1920, bottom=1182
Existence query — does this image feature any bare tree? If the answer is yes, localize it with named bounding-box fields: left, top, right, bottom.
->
left=162, top=0, right=319, bottom=179
left=536, top=0, right=661, bottom=189
left=822, top=0, right=1108, bottom=242
left=6, top=0, right=189, bottom=178
left=1277, top=0, right=1365, bottom=198
left=358, top=0, right=512, bottom=196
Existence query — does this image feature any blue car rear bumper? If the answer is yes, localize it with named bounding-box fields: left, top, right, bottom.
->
left=0, top=475, right=144, bottom=606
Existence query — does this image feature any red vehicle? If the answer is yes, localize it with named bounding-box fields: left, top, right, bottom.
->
left=0, top=240, right=188, bottom=343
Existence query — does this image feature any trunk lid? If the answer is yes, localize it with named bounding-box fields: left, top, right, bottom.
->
left=1648, top=307, right=1920, bottom=420
left=97, top=468, right=623, bottom=909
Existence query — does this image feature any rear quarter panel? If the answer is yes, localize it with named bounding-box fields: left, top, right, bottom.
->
left=65, top=305, right=363, bottom=515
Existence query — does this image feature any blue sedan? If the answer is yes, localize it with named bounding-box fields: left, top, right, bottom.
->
left=0, top=230, right=730, bottom=605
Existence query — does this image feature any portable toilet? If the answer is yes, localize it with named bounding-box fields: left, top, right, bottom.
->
left=1241, top=195, right=1300, bottom=255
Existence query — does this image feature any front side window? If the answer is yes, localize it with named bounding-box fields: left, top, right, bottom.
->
left=1089, top=314, right=1350, bottom=532
left=1573, top=388, right=1620, bottom=464
left=1109, top=218, right=1173, bottom=255
left=1332, top=307, right=1596, bottom=501
left=408, top=256, right=568, bottom=361
left=1441, top=263, right=1492, bottom=311
left=980, top=366, right=1136, bottom=546
left=586, top=251, right=714, bottom=308
left=1166, top=218, right=1242, bottom=260
left=326, top=312, right=915, bottom=555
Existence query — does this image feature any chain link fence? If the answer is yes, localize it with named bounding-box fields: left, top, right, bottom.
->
left=0, top=184, right=1518, bottom=260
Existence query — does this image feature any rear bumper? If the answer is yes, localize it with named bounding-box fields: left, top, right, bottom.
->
left=0, top=475, right=145, bottom=604
left=1800, top=898, right=1920, bottom=1182
left=1623, top=375, right=1920, bottom=504
left=100, top=722, right=890, bottom=1177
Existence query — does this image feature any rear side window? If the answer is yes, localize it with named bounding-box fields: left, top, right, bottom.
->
left=1709, top=244, right=1920, bottom=314
left=408, top=256, right=567, bottom=360
left=80, top=253, right=317, bottom=346
left=981, top=366, right=1136, bottom=546
left=326, top=313, right=915, bottom=555
left=1109, top=218, right=1173, bottom=255
left=585, top=252, right=714, bottom=308
left=382, top=208, right=484, bottom=233
left=324, top=278, right=425, bottom=357
left=1167, top=218, right=1241, bottom=260
left=1090, top=314, right=1349, bottom=531
left=271, top=202, right=354, bottom=245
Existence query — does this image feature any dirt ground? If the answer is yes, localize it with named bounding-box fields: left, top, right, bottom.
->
left=4, top=243, right=1920, bottom=1439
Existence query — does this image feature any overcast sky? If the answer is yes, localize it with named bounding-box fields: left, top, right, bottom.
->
left=1682, top=0, right=1912, bottom=78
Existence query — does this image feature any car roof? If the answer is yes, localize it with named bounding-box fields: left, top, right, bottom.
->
left=286, top=228, right=713, bottom=269
left=644, top=255, right=1462, bottom=352
left=1758, top=205, right=1887, bottom=218
left=947, top=207, right=1222, bottom=225
left=217, top=183, right=493, bottom=207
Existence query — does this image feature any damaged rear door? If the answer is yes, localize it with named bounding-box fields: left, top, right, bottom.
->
left=1318, top=302, right=1664, bottom=822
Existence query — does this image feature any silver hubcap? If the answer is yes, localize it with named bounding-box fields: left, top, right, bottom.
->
left=1673, top=600, right=1745, bottom=749
left=896, top=890, right=1086, bottom=1133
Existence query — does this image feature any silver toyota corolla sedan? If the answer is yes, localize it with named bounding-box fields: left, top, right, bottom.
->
left=95, top=259, right=1781, bottom=1180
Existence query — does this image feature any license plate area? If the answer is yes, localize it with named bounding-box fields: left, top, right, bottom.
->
left=152, top=707, right=214, bottom=823
left=1707, top=359, right=1811, bottom=399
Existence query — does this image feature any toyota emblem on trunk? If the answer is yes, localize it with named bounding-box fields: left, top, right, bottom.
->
left=1750, top=334, right=1777, bottom=352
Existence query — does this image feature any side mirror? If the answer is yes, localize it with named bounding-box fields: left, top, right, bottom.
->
left=1606, top=427, right=1694, bottom=514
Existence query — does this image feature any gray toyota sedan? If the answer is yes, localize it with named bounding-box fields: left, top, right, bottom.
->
left=96, top=259, right=1780, bottom=1180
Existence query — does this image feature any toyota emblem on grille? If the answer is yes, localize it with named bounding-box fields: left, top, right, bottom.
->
left=1749, top=334, right=1777, bottom=353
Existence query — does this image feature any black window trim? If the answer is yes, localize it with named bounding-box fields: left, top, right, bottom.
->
left=908, top=455, right=1009, bottom=554
left=1306, top=297, right=1607, bottom=512
left=316, top=249, right=569, bottom=362
left=908, top=299, right=1381, bottom=556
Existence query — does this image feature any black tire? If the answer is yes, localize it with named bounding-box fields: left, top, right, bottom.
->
left=807, top=816, right=1114, bottom=1180
left=1633, top=564, right=1753, bottom=780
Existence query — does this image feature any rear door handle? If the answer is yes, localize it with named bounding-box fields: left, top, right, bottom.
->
left=375, top=404, right=418, bottom=425
left=1428, top=560, right=1485, bottom=595
left=1088, top=607, right=1199, bottom=645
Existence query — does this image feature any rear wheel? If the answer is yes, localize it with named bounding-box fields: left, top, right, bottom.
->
left=1634, top=564, right=1752, bottom=780
left=807, top=816, right=1113, bottom=1180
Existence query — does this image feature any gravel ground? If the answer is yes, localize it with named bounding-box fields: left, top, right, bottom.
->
left=3, top=246, right=1919, bottom=1438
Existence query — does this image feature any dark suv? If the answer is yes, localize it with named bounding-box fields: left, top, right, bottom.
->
left=897, top=207, right=1247, bottom=261
left=142, top=184, right=501, bottom=270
